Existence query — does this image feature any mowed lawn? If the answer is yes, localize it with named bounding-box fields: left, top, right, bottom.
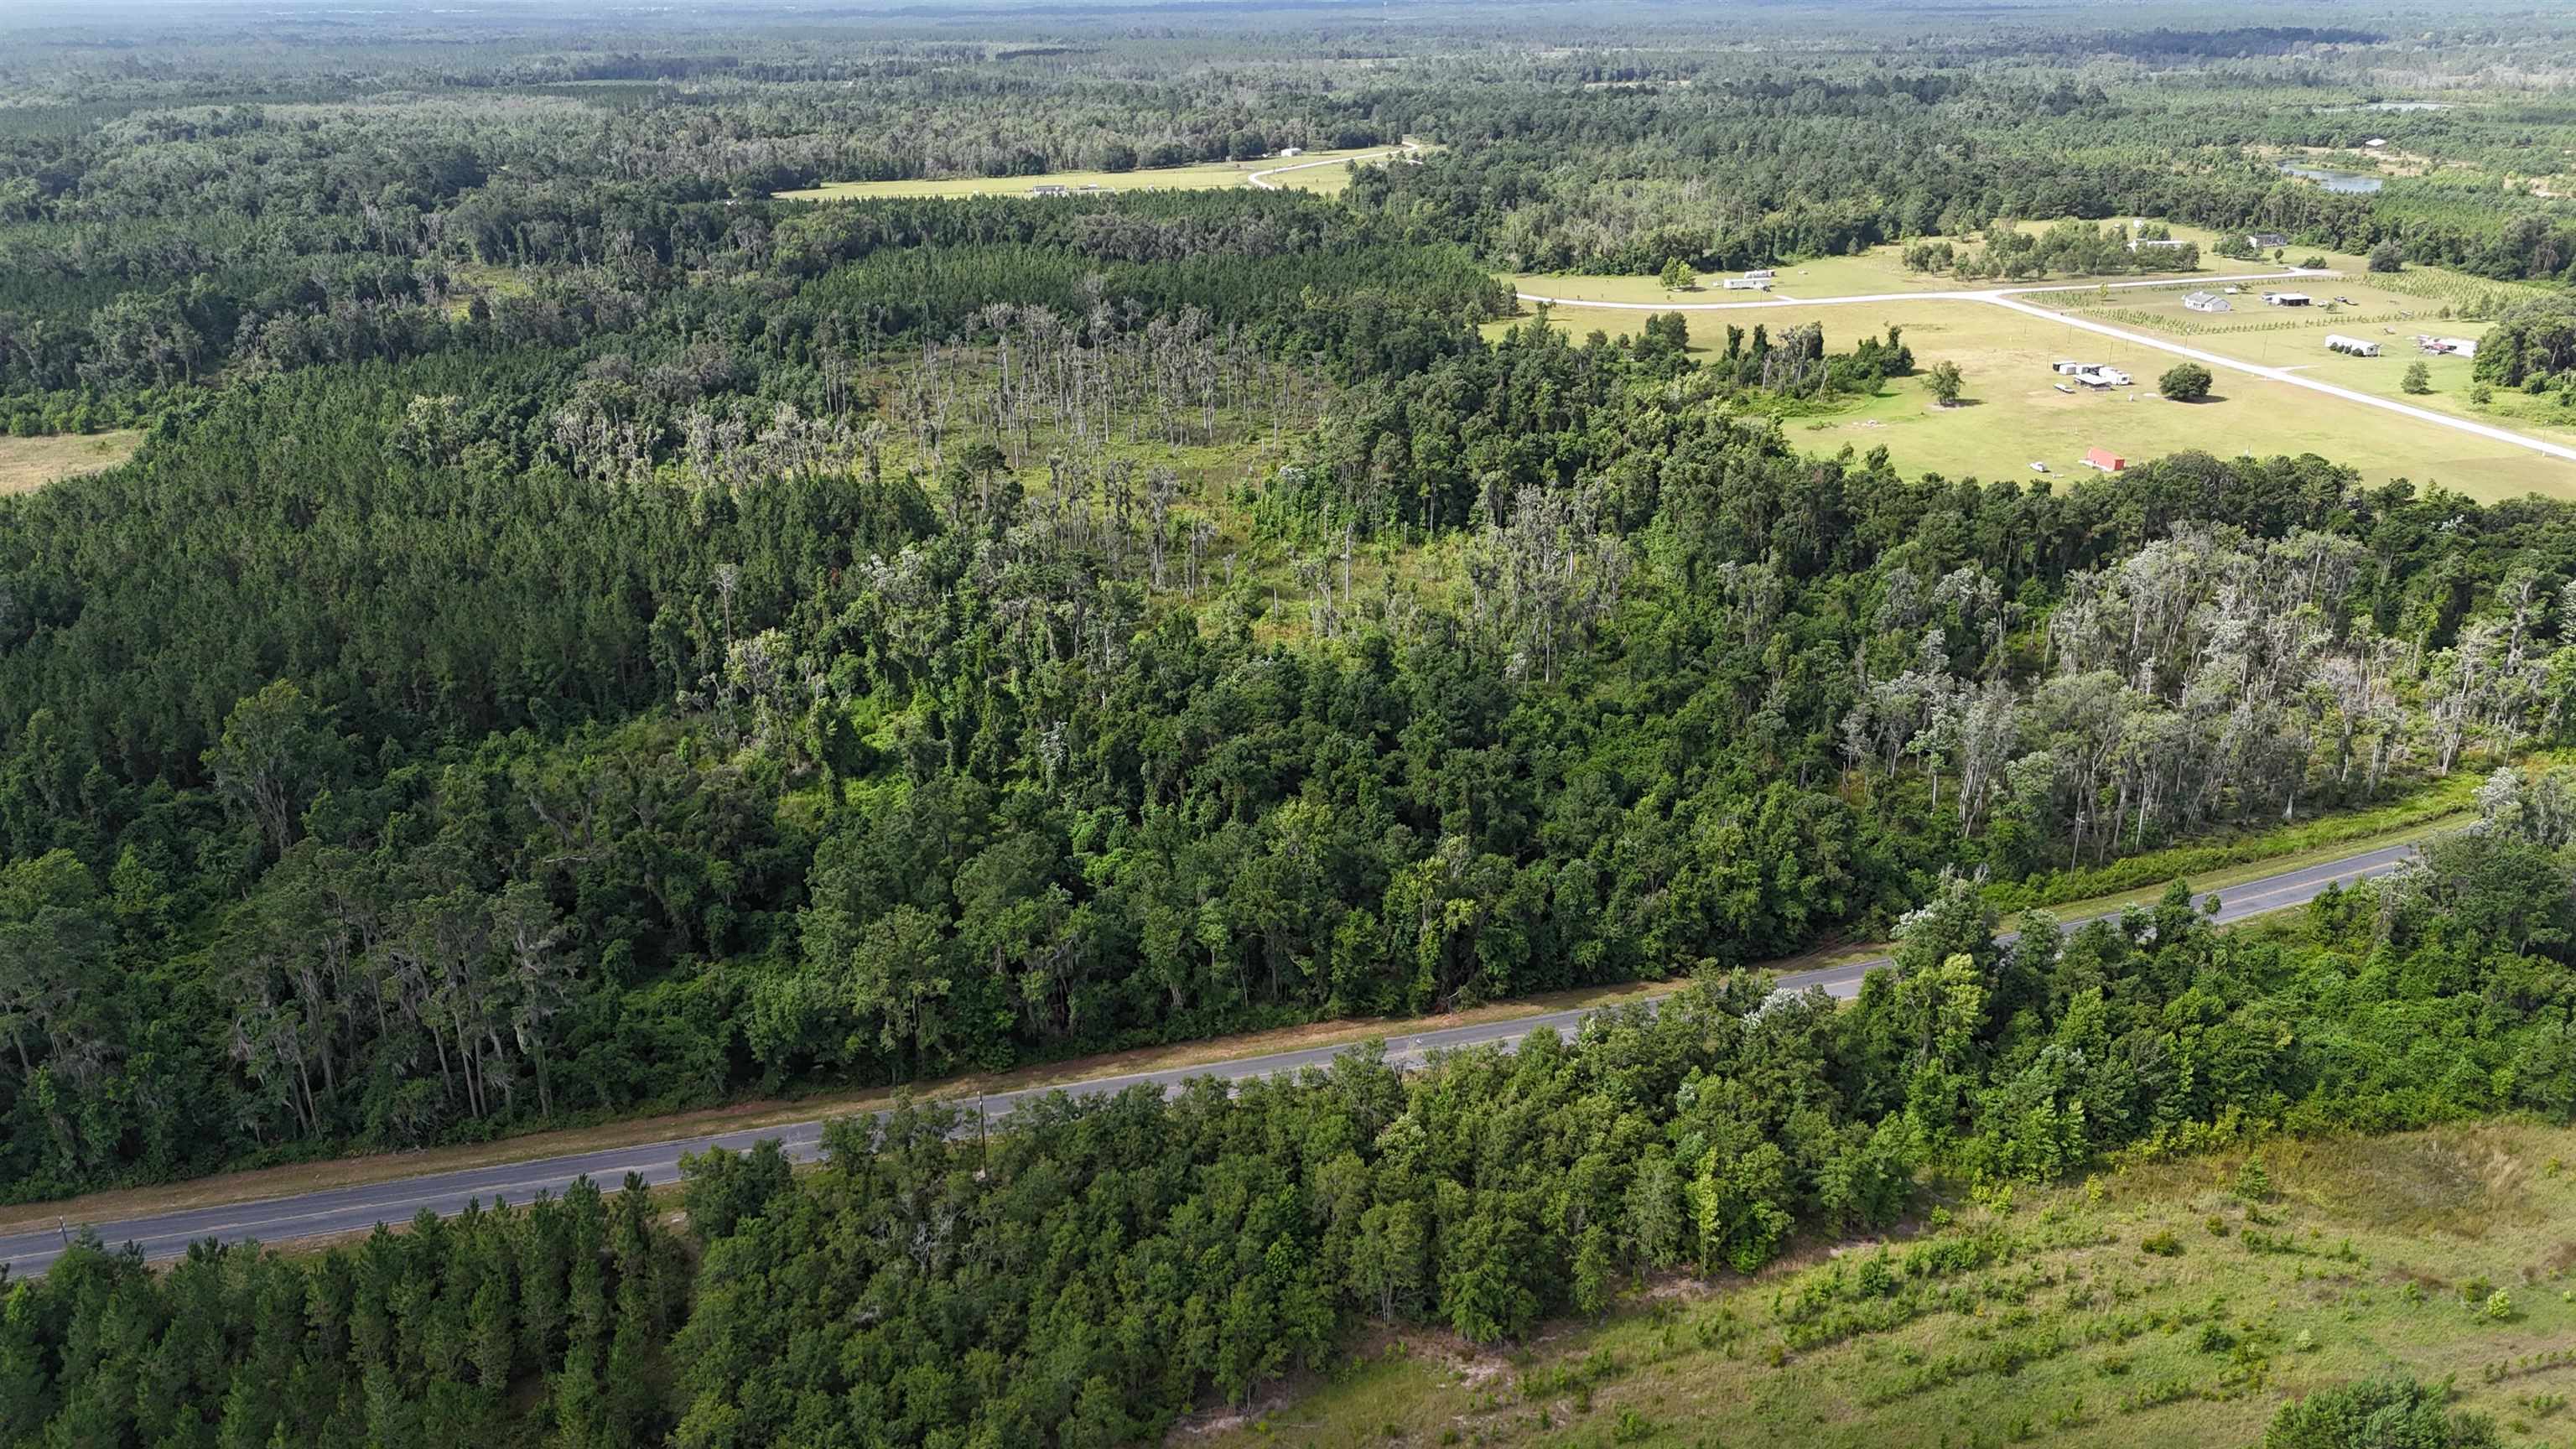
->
left=772, top=145, right=1399, bottom=200
left=1196, top=1119, right=2576, bottom=1449
left=1490, top=298, right=2576, bottom=501
left=0, top=430, right=143, bottom=495
left=2031, top=274, right=2576, bottom=457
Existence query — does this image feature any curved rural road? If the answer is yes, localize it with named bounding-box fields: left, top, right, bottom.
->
left=1513, top=269, right=2576, bottom=470
left=1247, top=143, right=1417, bottom=190
left=0, top=840, right=2423, bottom=1277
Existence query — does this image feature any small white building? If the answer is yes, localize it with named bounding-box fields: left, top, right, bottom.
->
left=2325, top=334, right=2381, bottom=357
left=2052, top=360, right=2093, bottom=375
left=2263, top=291, right=2314, bottom=307
left=1028, top=183, right=1071, bottom=197
left=2074, top=366, right=2131, bottom=389
left=1743, top=268, right=1776, bottom=281
left=1723, top=278, right=1770, bottom=291
left=2183, top=290, right=2231, bottom=313
left=1277, top=147, right=1303, bottom=158
left=2418, top=335, right=2479, bottom=358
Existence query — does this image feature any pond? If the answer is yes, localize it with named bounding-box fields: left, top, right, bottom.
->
left=2277, top=161, right=2385, bottom=194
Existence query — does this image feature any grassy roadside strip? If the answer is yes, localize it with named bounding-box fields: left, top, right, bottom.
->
left=0, top=982, right=1674, bottom=1239
left=1756, top=776, right=2482, bottom=979
left=0, top=777, right=2484, bottom=1243
left=1988, top=766, right=2490, bottom=916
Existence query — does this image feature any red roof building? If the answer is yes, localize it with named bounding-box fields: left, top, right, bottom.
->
left=2082, top=447, right=2127, bottom=473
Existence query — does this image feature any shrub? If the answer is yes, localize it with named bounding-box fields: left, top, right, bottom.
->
left=2160, top=362, right=2214, bottom=401
left=2236, top=1154, right=2272, bottom=1202
left=2262, top=1372, right=2499, bottom=1448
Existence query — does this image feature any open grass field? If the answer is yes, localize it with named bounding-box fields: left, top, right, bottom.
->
left=1263, top=149, right=1415, bottom=194
left=0, top=429, right=141, bottom=495
left=772, top=145, right=1397, bottom=200
left=1488, top=298, right=2576, bottom=501
left=2030, top=273, right=2576, bottom=455
left=1194, top=1119, right=2576, bottom=1449
left=1570, top=219, right=2329, bottom=302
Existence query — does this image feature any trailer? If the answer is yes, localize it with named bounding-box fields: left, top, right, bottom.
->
left=2324, top=334, right=2381, bottom=357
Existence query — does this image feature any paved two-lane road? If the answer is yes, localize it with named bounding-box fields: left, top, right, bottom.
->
left=0, top=840, right=2423, bottom=1276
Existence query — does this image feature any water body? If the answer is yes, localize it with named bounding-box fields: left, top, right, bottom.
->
left=2277, top=161, right=2385, bottom=193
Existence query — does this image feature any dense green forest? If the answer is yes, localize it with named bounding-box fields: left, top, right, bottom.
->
left=12, top=304, right=2576, bottom=1197
left=6, top=0, right=2576, bottom=1201
left=13, top=786, right=2576, bottom=1445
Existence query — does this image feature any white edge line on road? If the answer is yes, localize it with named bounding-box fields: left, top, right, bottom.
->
left=0, top=823, right=2440, bottom=1270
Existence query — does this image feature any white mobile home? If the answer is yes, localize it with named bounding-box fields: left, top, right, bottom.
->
left=2324, top=335, right=2380, bottom=357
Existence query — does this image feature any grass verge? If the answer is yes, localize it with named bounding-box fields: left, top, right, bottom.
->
left=0, top=980, right=1673, bottom=1239
left=1986, top=767, right=2485, bottom=917
left=0, top=776, right=2476, bottom=1244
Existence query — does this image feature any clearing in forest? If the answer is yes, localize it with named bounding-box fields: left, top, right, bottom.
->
left=0, top=430, right=142, bottom=495
left=2024, top=271, right=2576, bottom=449
left=1496, top=288, right=2576, bottom=502
left=1602, top=219, right=2330, bottom=302
left=1195, top=1119, right=2576, bottom=1449
left=771, top=145, right=1399, bottom=201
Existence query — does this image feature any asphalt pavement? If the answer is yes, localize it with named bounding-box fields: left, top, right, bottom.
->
left=0, top=838, right=2423, bottom=1276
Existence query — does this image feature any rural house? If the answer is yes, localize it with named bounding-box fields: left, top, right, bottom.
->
left=2183, top=290, right=2231, bottom=313
left=2082, top=447, right=2127, bottom=472
left=2247, top=231, right=2289, bottom=249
